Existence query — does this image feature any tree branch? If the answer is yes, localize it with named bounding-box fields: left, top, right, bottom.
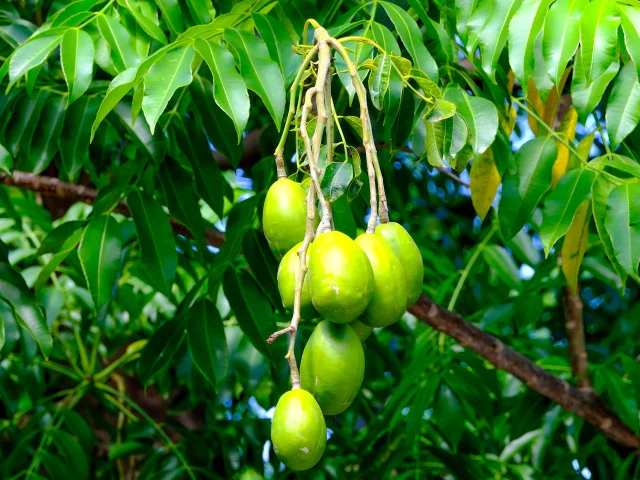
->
left=562, top=285, right=592, bottom=390
left=0, top=172, right=225, bottom=248
left=408, top=296, right=640, bottom=450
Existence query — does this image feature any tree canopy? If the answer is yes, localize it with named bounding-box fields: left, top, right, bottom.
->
left=0, top=0, right=640, bottom=478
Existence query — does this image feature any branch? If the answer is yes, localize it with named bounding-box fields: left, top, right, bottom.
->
left=562, top=285, right=592, bottom=390
left=0, top=172, right=225, bottom=248
left=408, top=296, right=640, bottom=450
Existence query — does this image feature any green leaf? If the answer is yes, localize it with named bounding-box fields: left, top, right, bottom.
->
left=35, top=223, right=85, bottom=292
left=119, top=0, right=167, bottom=44
left=185, top=0, right=215, bottom=24
left=9, top=34, right=62, bottom=87
left=498, top=136, right=558, bottom=240
left=242, top=229, right=280, bottom=307
left=381, top=2, right=438, bottom=80
left=96, top=14, right=140, bottom=73
left=51, top=430, right=89, bottom=480
left=0, top=144, right=12, bottom=175
left=606, top=63, right=640, bottom=148
left=223, top=29, right=285, bottom=130
left=111, top=103, right=165, bottom=163
left=26, top=94, right=66, bottom=174
left=425, top=118, right=452, bottom=167
left=186, top=299, right=228, bottom=389
left=541, top=0, right=587, bottom=86
left=138, top=314, right=185, bottom=386
left=571, top=51, right=619, bottom=123
left=579, top=0, right=620, bottom=86
left=425, top=98, right=456, bottom=122
left=0, top=263, right=52, bottom=357
left=4, top=89, right=49, bottom=158
left=78, top=215, right=122, bottom=312
left=620, top=5, right=640, bottom=78
left=562, top=200, right=591, bottom=293
left=127, top=189, right=177, bottom=297
left=368, top=54, right=391, bottom=110
left=484, top=245, right=522, bottom=290
left=590, top=154, right=640, bottom=177
left=320, top=162, right=354, bottom=202
left=371, top=22, right=401, bottom=55
left=154, top=0, right=183, bottom=36
left=91, top=67, right=139, bottom=141
left=60, top=29, right=95, bottom=106
left=194, top=39, right=249, bottom=142
left=508, top=0, right=552, bottom=87
left=158, top=157, right=205, bottom=249
left=444, top=86, right=498, bottom=155
left=222, top=268, right=277, bottom=361
left=190, top=75, right=243, bottom=167
left=456, top=0, right=477, bottom=42
left=605, top=183, right=640, bottom=277
left=253, top=13, right=300, bottom=86
left=59, top=96, right=100, bottom=178
left=540, top=168, right=597, bottom=255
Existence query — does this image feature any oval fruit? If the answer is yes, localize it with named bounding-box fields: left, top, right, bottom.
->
left=271, top=389, right=326, bottom=471
left=350, top=318, right=373, bottom=341
left=263, top=179, right=307, bottom=256
left=308, top=231, right=374, bottom=323
left=277, top=242, right=318, bottom=319
left=300, top=320, right=365, bottom=415
left=355, top=233, right=407, bottom=328
left=375, top=222, right=424, bottom=306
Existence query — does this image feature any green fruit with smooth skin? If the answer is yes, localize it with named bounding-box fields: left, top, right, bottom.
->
left=350, top=318, right=373, bottom=341
left=300, top=320, right=365, bottom=415
left=308, top=231, right=374, bottom=323
left=355, top=233, right=408, bottom=328
left=375, top=222, right=424, bottom=306
left=262, top=179, right=307, bottom=256
left=271, top=389, right=326, bottom=471
left=277, top=242, right=318, bottom=319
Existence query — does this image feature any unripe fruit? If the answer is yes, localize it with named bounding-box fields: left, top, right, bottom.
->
left=277, top=242, right=318, bottom=319
left=308, top=231, right=374, bottom=323
left=375, top=222, right=424, bottom=306
left=271, top=389, right=326, bottom=471
left=300, top=320, right=365, bottom=415
left=350, top=318, right=373, bottom=341
left=354, top=233, right=408, bottom=328
left=263, top=179, right=307, bottom=256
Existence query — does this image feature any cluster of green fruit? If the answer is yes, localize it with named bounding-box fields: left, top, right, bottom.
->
left=262, top=179, right=424, bottom=471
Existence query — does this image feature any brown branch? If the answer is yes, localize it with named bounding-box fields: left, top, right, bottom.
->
left=0, top=171, right=225, bottom=248
left=562, top=285, right=592, bottom=390
left=408, top=296, right=640, bottom=450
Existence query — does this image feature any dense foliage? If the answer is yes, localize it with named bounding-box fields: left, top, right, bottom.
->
left=0, top=0, right=640, bottom=478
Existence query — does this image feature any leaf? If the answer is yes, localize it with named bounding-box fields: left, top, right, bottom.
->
left=253, top=13, right=299, bottom=86
left=9, top=34, right=62, bottom=87
left=425, top=98, right=456, bottom=122
left=551, top=107, right=578, bottom=188
left=320, top=162, right=354, bottom=202
left=96, top=14, right=140, bottom=73
left=606, top=63, right=640, bottom=148
left=119, top=0, right=167, bottom=44
left=571, top=51, right=620, bottom=122
left=484, top=244, right=522, bottom=289
left=0, top=263, right=52, bottom=357
left=0, top=144, right=12, bottom=175
left=592, top=176, right=627, bottom=283
left=620, top=5, right=640, bottom=78
left=127, top=189, right=177, bottom=297
left=508, top=0, right=552, bottom=87
left=242, top=230, right=280, bottom=306
left=223, top=29, right=285, bottom=130
left=383, top=63, right=403, bottom=130
left=562, top=200, right=591, bottom=293
left=60, top=29, right=95, bottom=106
left=471, top=148, right=501, bottom=221
left=26, top=94, right=66, bottom=174
left=59, top=96, right=100, bottom=178
left=91, top=67, right=139, bottom=140
left=371, top=21, right=401, bottom=55
left=368, top=54, right=391, bottom=110
left=111, top=103, right=165, bottom=163
left=194, top=39, right=249, bottom=142
left=542, top=0, right=587, bottom=86
left=186, top=299, right=228, bottom=389
left=158, top=157, right=205, bottom=249
left=540, top=168, right=597, bottom=255
left=51, top=430, right=89, bottom=480
left=579, top=0, right=620, bottom=86
left=190, top=75, right=243, bottom=167
left=498, top=136, right=558, bottom=240
left=425, top=119, right=451, bottom=167
left=78, top=215, right=122, bottom=312
left=605, top=183, right=640, bottom=277
left=444, top=86, right=498, bottom=155
left=4, top=89, right=49, bottom=158
left=381, top=2, right=438, bottom=80
left=222, top=268, right=277, bottom=360
left=142, top=46, right=193, bottom=134
left=590, top=154, right=640, bottom=177
left=154, top=0, right=183, bottom=36
left=138, top=314, right=185, bottom=386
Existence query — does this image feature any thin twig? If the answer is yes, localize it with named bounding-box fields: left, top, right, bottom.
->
left=562, top=284, right=592, bottom=390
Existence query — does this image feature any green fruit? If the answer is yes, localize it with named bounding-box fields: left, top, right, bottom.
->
left=355, top=233, right=408, bottom=328
left=308, top=231, right=374, bottom=323
left=263, top=179, right=307, bottom=256
left=277, top=242, right=318, bottom=319
left=375, top=222, right=424, bottom=306
left=271, top=389, right=326, bottom=471
left=300, top=320, right=365, bottom=415
left=350, top=318, right=373, bottom=341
